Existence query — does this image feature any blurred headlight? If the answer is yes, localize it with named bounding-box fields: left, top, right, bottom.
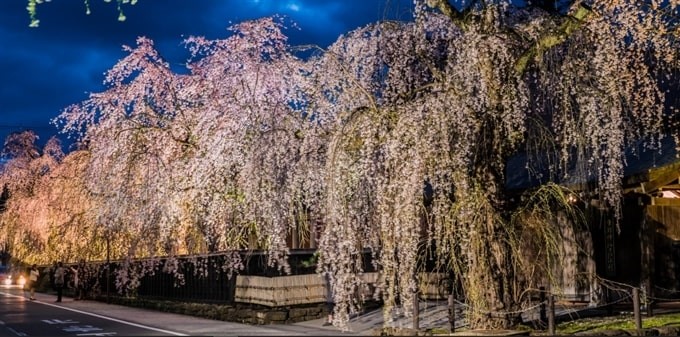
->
left=3, top=278, right=11, bottom=286
left=18, top=276, right=26, bottom=286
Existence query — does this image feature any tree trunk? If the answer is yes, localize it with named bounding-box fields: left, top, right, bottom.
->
left=461, top=166, right=516, bottom=329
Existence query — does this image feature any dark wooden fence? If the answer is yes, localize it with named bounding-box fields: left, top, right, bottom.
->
left=39, top=249, right=377, bottom=305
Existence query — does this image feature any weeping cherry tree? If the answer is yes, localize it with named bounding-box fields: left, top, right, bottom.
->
left=313, top=0, right=679, bottom=329
left=13, top=0, right=680, bottom=330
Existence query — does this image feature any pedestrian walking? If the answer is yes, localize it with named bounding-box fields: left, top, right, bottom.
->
left=28, top=264, right=39, bottom=300
left=71, top=259, right=86, bottom=300
left=53, top=262, right=65, bottom=303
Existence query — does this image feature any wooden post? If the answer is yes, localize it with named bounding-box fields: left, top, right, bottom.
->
left=106, top=234, right=110, bottom=304
left=412, top=289, right=419, bottom=330
left=633, top=288, right=642, bottom=334
left=640, top=209, right=655, bottom=319
left=539, top=286, right=547, bottom=327
left=448, top=294, right=455, bottom=332
left=548, top=294, right=555, bottom=336
left=449, top=270, right=456, bottom=333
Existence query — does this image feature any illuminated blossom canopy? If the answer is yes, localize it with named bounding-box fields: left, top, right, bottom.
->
left=6, top=0, right=680, bottom=330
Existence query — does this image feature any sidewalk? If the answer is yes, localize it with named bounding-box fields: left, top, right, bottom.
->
left=25, top=291, right=359, bottom=336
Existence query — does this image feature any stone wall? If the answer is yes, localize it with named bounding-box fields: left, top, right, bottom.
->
left=91, top=295, right=330, bottom=324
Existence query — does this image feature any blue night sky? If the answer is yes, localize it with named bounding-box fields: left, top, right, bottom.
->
left=0, top=0, right=414, bottom=150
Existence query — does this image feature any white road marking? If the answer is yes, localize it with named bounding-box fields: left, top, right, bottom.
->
left=63, top=325, right=103, bottom=333
left=0, top=291, right=187, bottom=336
left=6, top=327, right=27, bottom=336
left=42, top=319, right=80, bottom=324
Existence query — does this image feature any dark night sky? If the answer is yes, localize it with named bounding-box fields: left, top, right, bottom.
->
left=0, top=0, right=414, bottom=150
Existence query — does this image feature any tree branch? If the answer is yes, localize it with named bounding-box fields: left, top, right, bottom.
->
left=514, top=4, right=592, bottom=75
left=425, top=0, right=473, bottom=31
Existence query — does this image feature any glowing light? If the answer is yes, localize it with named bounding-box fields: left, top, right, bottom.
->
left=567, top=193, right=578, bottom=204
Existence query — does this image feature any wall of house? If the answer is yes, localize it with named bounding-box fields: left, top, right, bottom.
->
left=588, top=199, right=645, bottom=286
left=585, top=198, right=680, bottom=299
left=647, top=205, right=680, bottom=294
left=555, top=211, right=598, bottom=303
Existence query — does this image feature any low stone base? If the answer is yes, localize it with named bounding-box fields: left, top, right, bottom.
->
left=91, top=295, right=330, bottom=324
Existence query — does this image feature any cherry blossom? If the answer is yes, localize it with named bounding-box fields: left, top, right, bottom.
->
left=5, top=0, right=678, bottom=330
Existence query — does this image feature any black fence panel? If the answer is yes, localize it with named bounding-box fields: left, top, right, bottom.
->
left=38, top=249, right=379, bottom=305
left=135, top=255, right=236, bottom=303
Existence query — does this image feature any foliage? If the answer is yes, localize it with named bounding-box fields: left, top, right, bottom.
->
left=4, top=0, right=680, bottom=331
left=26, top=0, right=137, bottom=27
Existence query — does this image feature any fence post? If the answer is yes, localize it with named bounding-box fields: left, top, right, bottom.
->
left=449, top=270, right=456, bottom=333
left=448, top=294, right=455, bottom=333
left=633, top=288, right=642, bottom=334
left=548, top=294, right=555, bottom=336
left=412, top=288, right=419, bottom=330
left=106, top=235, right=110, bottom=304
left=539, top=286, right=547, bottom=327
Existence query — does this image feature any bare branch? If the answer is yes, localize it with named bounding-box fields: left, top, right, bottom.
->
left=514, top=4, right=592, bottom=74
left=425, top=0, right=473, bottom=31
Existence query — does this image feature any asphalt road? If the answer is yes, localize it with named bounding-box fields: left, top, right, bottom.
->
left=0, top=286, right=183, bottom=337
left=0, top=285, right=357, bottom=336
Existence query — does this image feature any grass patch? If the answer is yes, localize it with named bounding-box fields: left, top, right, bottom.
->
left=553, top=312, right=680, bottom=335
left=640, top=312, right=680, bottom=328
